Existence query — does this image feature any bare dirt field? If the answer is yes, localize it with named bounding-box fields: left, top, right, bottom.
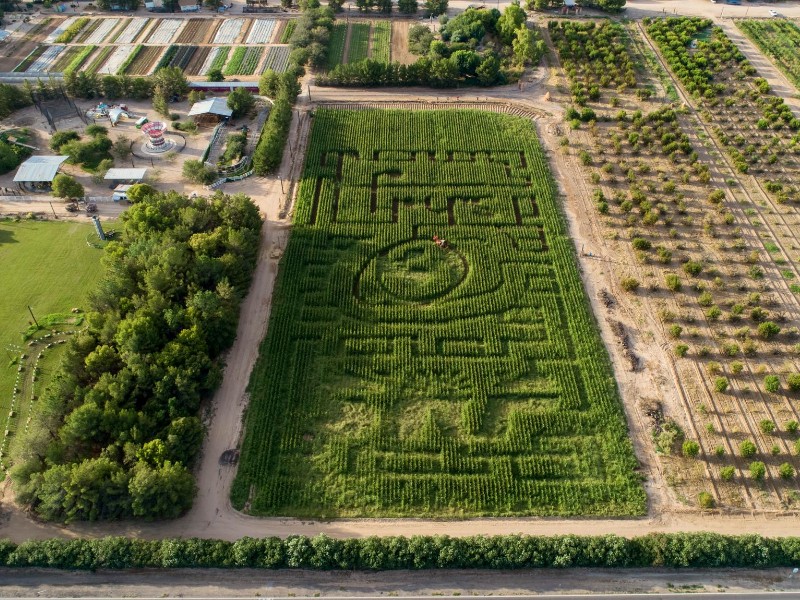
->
left=0, top=16, right=61, bottom=72
left=391, top=20, right=418, bottom=66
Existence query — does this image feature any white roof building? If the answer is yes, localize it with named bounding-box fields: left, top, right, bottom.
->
left=104, top=168, right=147, bottom=181
left=13, top=155, right=69, bottom=183
left=188, top=97, right=233, bottom=119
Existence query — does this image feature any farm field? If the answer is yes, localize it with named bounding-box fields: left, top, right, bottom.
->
left=123, top=44, right=163, bottom=75
left=231, top=109, right=646, bottom=518
left=547, top=17, right=800, bottom=510
left=262, top=45, right=290, bottom=73
left=327, top=21, right=392, bottom=69
left=113, top=17, right=150, bottom=44
left=0, top=221, right=105, bottom=471
left=347, top=23, right=370, bottom=63
left=736, top=19, right=800, bottom=92
left=176, top=19, right=220, bottom=44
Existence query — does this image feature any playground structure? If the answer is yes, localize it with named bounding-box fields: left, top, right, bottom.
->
left=140, top=121, right=178, bottom=154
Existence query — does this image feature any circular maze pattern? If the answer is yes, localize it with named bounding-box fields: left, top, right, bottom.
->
left=363, top=240, right=468, bottom=304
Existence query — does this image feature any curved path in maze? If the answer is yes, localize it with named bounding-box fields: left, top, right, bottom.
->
left=2, top=82, right=800, bottom=543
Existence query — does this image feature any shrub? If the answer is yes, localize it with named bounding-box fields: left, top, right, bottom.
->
left=621, top=276, right=640, bottom=292
left=675, top=344, right=689, bottom=358
left=731, top=361, right=744, bottom=375
left=714, top=377, right=728, bottom=393
left=683, top=260, right=703, bottom=277
left=632, top=237, right=651, bottom=251
left=698, top=491, right=715, bottom=509
left=50, top=130, right=80, bottom=152
left=51, top=174, right=84, bottom=200
left=720, top=466, right=735, bottom=481
left=682, top=440, right=700, bottom=458
left=785, top=420, right=799, bottom=434
left=759, top=420, right=775, bottom=434
left=182, top=159, right=217, bottom=185
left=739, top=440, right=757, bottom=458
left=749, top=461, right=766, bottom=480
left=779, top=463, right=795, bottom=479
left=757, top=321, right=781, bottom=339
left=665, top=273, right=681, bottom=291
left=764, top=375, right=780, bottom=393
left=668, top=324, right=682, bottom=338
left=698, top=291, right=713, bottom=307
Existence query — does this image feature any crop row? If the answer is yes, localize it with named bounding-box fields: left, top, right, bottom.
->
left=347, top=23, right=370, bottom=63
left=122, top=44, right=162, bottom=75
left=111, top=17, right=150, bottom=44
left=85, top=46, right=114, bottom=74
left=115, top=44, right=142, bottom=75
left=83, top=18, right=120, bottom=45
left=13, top=47, right=45, bottom=73
left=262, top=46, right=290, bottom=73
left=49, top=45, right=82, bottom=72
left=52, top=16, right=88, bottom=43
left=167, top=45, right=198, bottom=71
left=199, top=46, right=229, bottom=75
left=370, top=21, right=391, bottom=63
left=737, top=19, right=800, bottom=92
left=280, top=20, right=296, bottom=43
left=62, top=45, right=95, bottom=75
left=146, top=18, right=184, bottom=45
left=326, top=23, right=347, bottom=70
left=153, top=45, right=178, bottom=72
left=96, top=44, right=136, bottom=75
left=223, top=46, right=246, bottom=76
left=232, top=109, right=644, bottom=518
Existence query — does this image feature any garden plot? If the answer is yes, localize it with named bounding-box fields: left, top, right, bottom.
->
left=124, top=45, right=163, bottom=75
left=49, top=46, right=82, bottom=72
left=95, top=44, right=136, bottom=75
left=13, top=47, right=45, bottom=72
left=245, top=19, right=276, bottom=44
left=45, top=16, right=78, bottom=44
left=223, top=46, right=262, bottom=76
left=146, top=19, right=184, bottom=45
left=114, top=17, right=149, bottom=44
left=213, top=18, right=245, bottom=44
left=177, top=19, right=217, bottom=44
left=262, top=45, right=290, bottom=73
left=25, top=45, right=65, bottom=73
left=84, top=18, right=120, bottom=45
left=232, top=109, right=645, bottom=518
left=185, top=46, right=211, bottom=75
left=167, top=45, right=197, bottom=71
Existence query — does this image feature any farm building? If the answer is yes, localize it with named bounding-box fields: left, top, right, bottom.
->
left=189, top=97, right=233, bottom=125
left=179, top=0, right=201, bottom=11
left=13, top=155, right=69, bottom=190
left=104, top=168, right=147, bottom=185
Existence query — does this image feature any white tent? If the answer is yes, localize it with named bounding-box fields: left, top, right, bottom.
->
left=13, top=155, right=69, bottom=183
left=188, top=97, right=233, bottom=119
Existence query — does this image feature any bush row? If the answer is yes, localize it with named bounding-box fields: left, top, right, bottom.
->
left=1, top=533, right=800, bottom=570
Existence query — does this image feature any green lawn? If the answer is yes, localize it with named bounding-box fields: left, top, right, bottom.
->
left=0, top=219, right=105, bottom=465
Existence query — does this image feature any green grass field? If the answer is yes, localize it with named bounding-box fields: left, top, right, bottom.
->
left=232, top=110, right=645, bottom=518
left=0, top=220, right=105, bottom=465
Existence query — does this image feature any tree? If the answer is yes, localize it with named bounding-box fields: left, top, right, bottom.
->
left=749, top=461, right=766, bottom=481
left=398, top=0, right=417, bottom=13
left=204, top=0, right=222, bottom=7
left=182, top=159, right=218, bottom=185
left=128, top=461, right=195, bottom=519
left=112, top=136, right=132, bottom=163
left=497, top=1, right=526, bottom=45
left=476, top=53, right=503, bottom=86
left=51, top=174, right=84, bottom=200
left=512, top=26, right=541, bottom=66
left=0, top=140, right=20, bottom=174
left=424, top=0, right=447, bottom=16
left=227, top=88, right=256, bottom=119
left=152, top=91, right=169, bottom=117
left=719, top=466, right=735, bottom=481
left=779, top=462, right=795, bottom=479
left=787, top=374, right=800, bottom=393
left=124, top=183, right=158, bottom=204
left=207, top=68, right=225, bottom=83
left=50, top=130, right=80, bottom=153
left=759, top=419, right=775, bottom=434
left=152, top=66, right=189, bottom=100
left=64, top=71, right=100, bottom=99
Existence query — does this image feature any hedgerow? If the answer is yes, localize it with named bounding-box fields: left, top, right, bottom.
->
left=2, top=533, right=800, bottom=570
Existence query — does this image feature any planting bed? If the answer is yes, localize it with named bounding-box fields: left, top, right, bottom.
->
left=245, top=19, right=277, bottom=44
left=185, top=46, right=212, bottom=76
left=232, top=109, right=645, bottom=518
left=146, top=19, right=184, bottom=45
left=13, top=46, right=46, bottom=73
left=24, top=45, right=64, bottom=73
left=114, top=17, right=150, bottom=44
left=83, top=18, right=120, bottom=45
left=96, top=44, right=137, bottom=75
left=201, top=46, right=230, bottom=75
left=279, top=20, right=296, bottom=44
left=262, top=45, right=290, bottom=73
left=122, top=44, right=162, bottom=75
left=46, top=16, right=81, bottom=43
left=167, top=45, right=198, bottom=71
left=176, top=19, right=218, bottom=44
left=49, top=45, right=82, bottom=72
left=213, top=18, right=245, bottom=45
left=85, top=46, right=113, bottom=74
left=737, top=19, right=800, bottom=93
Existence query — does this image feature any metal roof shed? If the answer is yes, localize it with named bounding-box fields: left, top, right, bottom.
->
left=13, top=155, right=69, bottom=183
left=104, top=168, right=147, bottom=182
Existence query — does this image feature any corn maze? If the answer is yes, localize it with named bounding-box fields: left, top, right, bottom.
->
left=232, top=110, right=645, bottom=518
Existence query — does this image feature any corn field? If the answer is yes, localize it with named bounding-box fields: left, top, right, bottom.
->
left=232, top=109, right=644, bottom=518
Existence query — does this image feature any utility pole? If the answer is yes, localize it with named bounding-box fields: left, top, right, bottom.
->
left=27, top=305, right=39, bottom=329
left=48, top=202, right=57, bottom=219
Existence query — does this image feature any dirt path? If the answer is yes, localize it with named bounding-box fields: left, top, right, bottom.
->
left=342, top=22, right=353, bottom=65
